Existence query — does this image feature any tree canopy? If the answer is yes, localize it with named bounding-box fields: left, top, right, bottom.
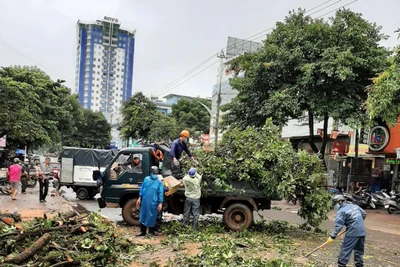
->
left=222, top=9, right=388, bottom=157
left=186, top=120, right=331, bottom=227
left=367, top=31, right=400, bottom=126
left=148, top=113, right=180, bottom=142
left=0, top=66, right=111, bottom=151
left=171, top=97, right=211, bottom=134
left=120, top=92, right=159, bottom=141
left=63, top=109, right=111, bottom=148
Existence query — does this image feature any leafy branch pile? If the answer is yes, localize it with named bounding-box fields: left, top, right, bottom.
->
left=0, top=211, right=136, bottom=267
left=184, top=120, right=331, bottom=227
left=155, top=220, right=322, bottom=267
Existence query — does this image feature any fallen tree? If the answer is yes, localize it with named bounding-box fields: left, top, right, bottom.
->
left=184, top=120, right=332, bottom=227
left=0, top=211, right=136, bottom=266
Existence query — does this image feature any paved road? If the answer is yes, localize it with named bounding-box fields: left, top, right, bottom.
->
left=62, top=188, right=400, bottom=236
left=62, top=188, right=123, bottom=222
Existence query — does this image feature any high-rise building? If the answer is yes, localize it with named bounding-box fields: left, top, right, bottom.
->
left=75, top=16, right=135, bottom=113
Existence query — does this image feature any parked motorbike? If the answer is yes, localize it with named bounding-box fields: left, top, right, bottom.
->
left=344, top=189, right=376, bottom=209
left=384, top=195, right=400, bottom=214
left=0, top=177, right=12, bottom=195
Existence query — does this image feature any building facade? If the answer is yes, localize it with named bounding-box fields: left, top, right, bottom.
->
left=210, top=37, right=262, bottom=143
left=153, top=94, right=210, bottom=116
left=75, top=16, right=135, bottom=113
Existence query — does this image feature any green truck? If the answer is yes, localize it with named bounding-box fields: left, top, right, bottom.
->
left=97, top=144, right=272, bottom=231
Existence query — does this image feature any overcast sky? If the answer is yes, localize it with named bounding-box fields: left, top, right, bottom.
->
left=1, top=0, right=399, bottom=99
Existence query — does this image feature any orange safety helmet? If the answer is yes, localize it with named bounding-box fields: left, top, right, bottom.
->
left=180, top=130, right=190, bottom=138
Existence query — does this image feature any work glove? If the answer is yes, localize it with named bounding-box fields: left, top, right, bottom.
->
left=173, top=158, right=179, bottom=166
left=327, top=237, right=335, bottom=244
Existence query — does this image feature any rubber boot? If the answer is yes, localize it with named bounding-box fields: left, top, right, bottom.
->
left=149, top=227, right=158, bottom=236
left=136, top=224, right=147, bottom=237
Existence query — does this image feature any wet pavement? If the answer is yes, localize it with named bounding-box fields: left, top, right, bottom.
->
left=0, top=183, right=71, bottom=219
left=61, top=188, right=400, bottom=236
left=62, top=188, right=123, bottom=222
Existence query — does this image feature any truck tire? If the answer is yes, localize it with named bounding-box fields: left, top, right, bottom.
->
left=223, top=203, right=253, bottom=231
left=76, top=187, right=89, bottom=200
left=122, top=198, right=141, bottom=226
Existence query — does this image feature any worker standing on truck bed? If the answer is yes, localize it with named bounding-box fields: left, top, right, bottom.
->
left=170, top=130, right=195, bottom=177
left=182, top=167, right=202, bottom=229
left=136, top=166, right=164, bottom=236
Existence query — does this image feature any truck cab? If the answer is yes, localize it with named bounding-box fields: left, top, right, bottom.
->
left=97, top=144, right=272, bottom=231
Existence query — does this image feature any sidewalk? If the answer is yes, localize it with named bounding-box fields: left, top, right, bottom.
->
left=0, top=184, right=72, bottom=220
left=265, top=200, right=400, bottom=236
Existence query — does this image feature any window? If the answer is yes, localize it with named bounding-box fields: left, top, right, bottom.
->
left=97, top=71, right=100, bottom=74
left=117, top=68, right=120, bottom=71
left=97, top=78, right=99, bottom=81
left=98, top=59, right=100, bottom=61
left=117, top=75, right=119, bottom=78
left=123, top=37, right=127, bottom=41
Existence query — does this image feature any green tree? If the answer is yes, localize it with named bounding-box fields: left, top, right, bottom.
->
left=190, top=120, right=331, bottom=227
left=222, top=9, right=388, bottom=158
left=148, top=114, right=180, bottom=142
left=171, top=97, right=211, bottom=134
left=0, top=66, right=80, bottom=150
left=64, top=109, right=111, bottom=148
left=120, top=92, right=159, bottom=140
left=367, top=31, right=400, bottom=125
left=0, top=76, right=48, bottom=149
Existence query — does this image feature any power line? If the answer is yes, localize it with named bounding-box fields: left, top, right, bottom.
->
left=147, top=54, right=217, bottom=97
left=148, top=0, right=359, bottom=98
left=0, top=38, right=64, bottom=79
left=150, top=60, right=220, bottom=98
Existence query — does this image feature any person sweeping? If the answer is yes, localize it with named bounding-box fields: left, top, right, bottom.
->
left=328, top=195, right=367, bottom=267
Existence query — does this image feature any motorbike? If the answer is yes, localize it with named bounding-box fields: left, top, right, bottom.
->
left=26, top=174, right=38, bottom=188
left=343, top=189, right=376, bottom=209
left=384, top=195, right=400, bottom=214
left=0, top=177, right=12, bottom=195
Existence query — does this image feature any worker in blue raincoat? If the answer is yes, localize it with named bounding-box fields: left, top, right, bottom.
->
left=136, top=166, right=164, bottom=236
left=328, top=195, right=367, bottom=267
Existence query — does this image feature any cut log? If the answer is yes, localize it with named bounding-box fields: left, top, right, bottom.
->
left=14, top=225, right=67, bottom=242
left=4, top=233, right=51, bottom=264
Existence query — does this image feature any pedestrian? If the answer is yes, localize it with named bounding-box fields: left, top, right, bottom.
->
left=182, top=167, right=202, bottom=229
left=21, top=158, right=30, bottom=194
left=6, top=158, right=25, bottom=200
left=328, top=195, right=367, bottom=267
left=170, top=130, right=195, bottom=178
left=39, top=157, right=52, bottom=203
left=136, top=166, right=164, bottom=236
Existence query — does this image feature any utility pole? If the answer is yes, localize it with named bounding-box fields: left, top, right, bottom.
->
left=214, top=50, right=226, bottom=148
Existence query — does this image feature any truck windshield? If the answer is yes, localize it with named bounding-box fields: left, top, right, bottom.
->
left=110, top=153, right=143, bottom=180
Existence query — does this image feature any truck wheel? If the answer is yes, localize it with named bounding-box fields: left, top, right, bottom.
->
left=76, top=187, right=89, bottom=200
left=223, top=203, right=253, bottom=231
left=122, top=198, right=141, bottom=226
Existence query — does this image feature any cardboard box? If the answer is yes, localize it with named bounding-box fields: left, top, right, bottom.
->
left=163, top=175, right=181, bottom=196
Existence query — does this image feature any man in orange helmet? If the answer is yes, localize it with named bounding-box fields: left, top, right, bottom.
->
left=170, top=130, right=195, bottom=177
